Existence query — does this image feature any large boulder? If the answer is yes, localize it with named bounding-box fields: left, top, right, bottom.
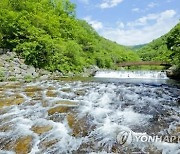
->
left=166, top=66, right=180, bottom=80
left=82, top=65, right=99, bottom=77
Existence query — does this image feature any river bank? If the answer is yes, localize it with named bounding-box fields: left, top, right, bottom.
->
left=0, top=51, right=101, bottom=82
left=0, top=50, right=66, bottom=82
left=0, top=51, right=180, bottom=82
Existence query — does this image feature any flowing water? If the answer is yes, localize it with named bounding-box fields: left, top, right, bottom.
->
left=0, top=71, right=179, bottom=154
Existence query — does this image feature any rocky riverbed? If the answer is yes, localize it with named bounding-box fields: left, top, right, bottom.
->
left=0, top=78, right=179, bottom=153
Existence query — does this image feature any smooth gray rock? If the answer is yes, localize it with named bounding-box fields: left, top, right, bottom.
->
left=0, top=51, right=52, bottom=81
left=15, top=74, right=24, bottom=79
left=13, top=58, right=21, bottom=64
left=7, top=52, right=16, bottom=57
left=14, top=67, right=21, bottom=74
left=26, top=66, right=36, bottom=75
left=38, top=69, right=50, bottom=75
left=1, top=54, right=9, bottom=61
left=39, top=75, right=49, bottom=80
left=83, top=65, right=99, bottom=77
left=166, top=66, right=180, bottom=80
left=20, top=64, right=28, bottom=70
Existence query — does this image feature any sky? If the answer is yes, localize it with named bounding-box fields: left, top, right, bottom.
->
left=70, top=0, right=180, bottom=46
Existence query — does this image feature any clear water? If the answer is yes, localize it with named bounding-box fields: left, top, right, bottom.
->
left=0, top=71, right=179, bottom=154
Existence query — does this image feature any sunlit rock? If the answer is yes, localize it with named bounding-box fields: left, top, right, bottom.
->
left=38, top=139, right=59, bottom=150
left=0, top=97, right=25, bottom=108
left=25, top=92, right=36, bottom=97
left=15, top=136, right=33, bottom=154
left=48, top=86, right=55, bottom=90
left=67, top=113, right=90, bottom=137
left=56, top=100, right=78, bottom=106
left=48, top=106, right=71, bottom=115
left=13, top=93, right=24, bottom=99
left=46, top=90, right=57, bottom=97
left=24, top=86, right=42, bottom=92
left=31, top=125, right=53, bottom=135
left=4, top=83, right=21, bottom=89
left=44, top=100, right=78, bottom=110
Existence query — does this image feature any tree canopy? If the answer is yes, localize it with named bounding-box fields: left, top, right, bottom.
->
left=0, top=0, right=139, bottom=74
left=137, top=23, right=180, bottom=68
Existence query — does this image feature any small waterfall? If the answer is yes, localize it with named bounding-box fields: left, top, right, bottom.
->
left=94, top=70, right=168, bottom=79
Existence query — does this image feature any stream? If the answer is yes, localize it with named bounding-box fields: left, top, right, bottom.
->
left=0, top=70, right=180, bottom=154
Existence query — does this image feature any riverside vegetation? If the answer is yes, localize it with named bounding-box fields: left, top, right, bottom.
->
left=137, top=23, right=180, bottom=79
left=137, top=23, right=180, bottom=67
left=0, top=0, right=179, bottom=78
left=0, top=0, right=139, bottom=75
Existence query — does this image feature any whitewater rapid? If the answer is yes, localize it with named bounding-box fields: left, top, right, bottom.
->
left=95, top=70, right=168, bottom=79
left=0, top=74, right=179, bottom=153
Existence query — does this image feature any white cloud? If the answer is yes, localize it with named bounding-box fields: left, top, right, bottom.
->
left=127, top=13, right=159, bottom=27
left=148, top=2, right=158, bottom=8
left=132, top=2, right=159, bottom=14
left=116, top=21, right=125, bottom=28
left=84, top=16, right=103, bottom=31
left=99, top=0, right=124, bottom=9
left=99, top=10, right=178, bottom=45
left=127, top=10, right=176, bottom=27
left=132, top=8, right=140, bottom=12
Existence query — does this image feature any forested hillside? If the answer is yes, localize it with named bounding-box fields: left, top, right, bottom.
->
left=129, top=44, right=146, bottom=51
left=0, top=0, right=139, bottom=74
left=137, top=23, right=180, bottom=68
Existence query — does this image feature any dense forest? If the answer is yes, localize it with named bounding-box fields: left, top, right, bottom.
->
left=137, top=23, right=180, bottom=68
left=0, top=0, right=139, bottom=74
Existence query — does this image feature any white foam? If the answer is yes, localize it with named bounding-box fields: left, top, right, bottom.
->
left=95, top=70, right=168, bottom=79
left=0, top=80, right=179, bottom=153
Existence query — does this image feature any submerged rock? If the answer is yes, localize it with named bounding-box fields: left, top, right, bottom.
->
left=0, top=124, right=12, bottom=132
left=38, top=139, right=59, bottom=151
left=74, top=89, right=86, bottom=96
left=67, top=113, right=91, bottom=137
left=24, top=86, right=42, bottom=92
left=46, top=90, right=57, bottom=97
left=25, top=92, right=36, bottom=97
left=4, top=83, right=21, bottom=89
left=15, top=136, right=33, bottom=154
left=48, top=106, right=72, bottom=115
left=61, top=88, right=71, bottom=93
left=31, top=125, right=53, bottom=135
left=0, top=137, right=15, bottom=151
left=0, top=97, right=25, bottom=108
left=55, top=100, right=78, bottom=106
